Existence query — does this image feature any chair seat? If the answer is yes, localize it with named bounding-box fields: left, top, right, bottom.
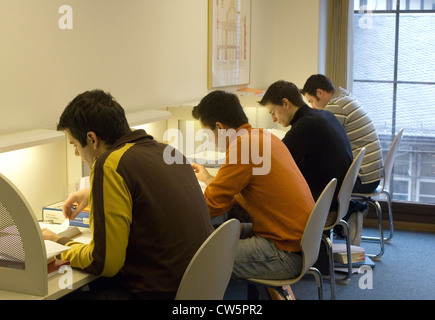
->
left=246, top=267, right=324, bottom=300
left=246, top=277, right=298, bottom=287
left=352, top=184, right=385, bottom=199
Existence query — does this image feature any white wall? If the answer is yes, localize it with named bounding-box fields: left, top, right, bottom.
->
left=0, top=0, right=319, bottom=135
left=0, top=141, right=67, bottom=219
left=0, top=0, right=321, bottom=217
left=272, top=0, right=321, bottom=88
left=249, top=0, right=277, bottom=89
left=0, top=0, right=210, bottom=134
left=249, top=0, right=322, bottom=131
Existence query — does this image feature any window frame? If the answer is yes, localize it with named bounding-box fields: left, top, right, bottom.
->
left=354, top=0, right=435, bottom=135
left=353, top=0, right=435, bottom=225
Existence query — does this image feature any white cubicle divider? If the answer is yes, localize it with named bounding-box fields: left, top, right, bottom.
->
left=0, top=172, right=48, bottom=296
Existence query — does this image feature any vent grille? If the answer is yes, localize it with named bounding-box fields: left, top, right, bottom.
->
left=0, top=202, right=25, bottom=270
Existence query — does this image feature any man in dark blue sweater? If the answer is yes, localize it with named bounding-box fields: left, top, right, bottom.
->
left=260, top=80, right=355, bottom=274
left=260, top=80, right=353, bottom=214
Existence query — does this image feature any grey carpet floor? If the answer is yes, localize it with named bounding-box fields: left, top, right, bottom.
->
left=224, top=228, right=435, bottom=300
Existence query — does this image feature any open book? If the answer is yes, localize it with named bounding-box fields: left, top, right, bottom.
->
left=39, top=219, right=80, bottom=264
left=39, top=218, right=81, bottom=239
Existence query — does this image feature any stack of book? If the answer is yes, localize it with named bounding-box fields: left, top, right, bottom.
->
left=332, top=243, right=365, bottom=264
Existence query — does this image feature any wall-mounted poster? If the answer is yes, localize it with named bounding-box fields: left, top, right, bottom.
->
left=208, top=0, right=251, bottom=88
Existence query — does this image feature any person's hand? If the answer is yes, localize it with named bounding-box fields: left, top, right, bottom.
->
left=63, top=188, right=90, bottom=220
left=41, top=228, right=60, bottom=242
left=191, top=163, right=214, bottom=185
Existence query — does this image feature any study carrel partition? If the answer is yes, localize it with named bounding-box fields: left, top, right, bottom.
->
left=0, top=172, right=47, bottom=296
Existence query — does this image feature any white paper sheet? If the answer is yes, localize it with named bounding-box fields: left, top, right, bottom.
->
left=39, top=218, right=70, bottom=234
left=44, top=240, right=70, bottom=260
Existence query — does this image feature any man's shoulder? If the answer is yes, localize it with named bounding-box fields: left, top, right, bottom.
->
left=328, top=88, right=362, bottom=109
left=294, top=107, right=337, bottom=128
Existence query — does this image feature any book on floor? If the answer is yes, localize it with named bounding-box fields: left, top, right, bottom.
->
left=332, top=243, right=365, bottom=264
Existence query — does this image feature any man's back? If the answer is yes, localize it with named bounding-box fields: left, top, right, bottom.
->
left=114, top=130, right=214, bottom=297
left=64, top=130, right=214, bottom=299
left=326, top=87, right=383, bottom=184
left=205, top=124, right=314, bottom=253
left=282, top=104, right=353, bottom=210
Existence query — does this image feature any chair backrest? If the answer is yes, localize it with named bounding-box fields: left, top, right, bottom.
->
left=383, top=128, right=404, bottom=189
left=300, top=179, right=337, bottom=276
left=0, top=172, right=47, bottom=296
left=336, top=148, right=366, bottom=222
left=175, top=218, right=240, bottom=300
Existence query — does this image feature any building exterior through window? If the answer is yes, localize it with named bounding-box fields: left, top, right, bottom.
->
left=353, top=0, right=435, bottom=204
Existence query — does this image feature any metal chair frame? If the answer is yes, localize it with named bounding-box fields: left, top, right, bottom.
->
left=245, top=179, right=338, bottom=300
left=352, top=129, right=404, bottom=259
left=323, top=148, right=366, bottom=299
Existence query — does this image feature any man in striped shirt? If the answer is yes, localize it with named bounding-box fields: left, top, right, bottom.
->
left=302, top=74, right=383, bottom=194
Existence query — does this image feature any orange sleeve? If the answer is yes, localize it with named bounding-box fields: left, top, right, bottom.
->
left=204, top=137, right=252, bottom=217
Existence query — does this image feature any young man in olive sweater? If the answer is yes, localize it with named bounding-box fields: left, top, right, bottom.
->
left=43, top=90, right=214, bottom=299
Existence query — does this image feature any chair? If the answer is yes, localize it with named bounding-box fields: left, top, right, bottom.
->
left=0, top=172, right=47, bottom=296
left=323, top=148, right=366, bottom=299
left=245, top=179, right=338, bottom=300
left=175, top=218, right=240, bottom=300
left=352, top=129, right=404, bottom=259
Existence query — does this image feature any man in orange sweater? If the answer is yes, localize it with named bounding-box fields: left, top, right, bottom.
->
left=191, top=90, right=314, bottom=281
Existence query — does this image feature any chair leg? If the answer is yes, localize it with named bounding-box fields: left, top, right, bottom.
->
left=362, top=199, right=385, bottom=259
left=253, top=284, right=271, bottom=300
left=335, top=220, right=352, bottom=283
left=307, top=267, right=324, bottom=300
left=382, top=191, right=394, bottom=243
left=374, top=203, right=385, bottom=259
left=253, top=285, right=293, bottom=300
left=322, top=234, right=336, bottom=300
left=276, top=286, right=294, bottom=300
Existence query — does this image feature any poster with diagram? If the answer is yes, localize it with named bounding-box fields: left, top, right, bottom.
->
left=208, top=0, right=251, bottom=88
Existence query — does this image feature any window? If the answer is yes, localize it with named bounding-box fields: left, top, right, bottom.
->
left=353, top=0, right=435, bottom=204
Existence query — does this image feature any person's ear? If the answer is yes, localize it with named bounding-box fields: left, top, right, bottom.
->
left=86, top=132, right=99, bottom=149
left=282, top=98, right=291, bottom=109
left=316, top=89, right=324, bottom=99
left=215, top=122, right=225, bottom=130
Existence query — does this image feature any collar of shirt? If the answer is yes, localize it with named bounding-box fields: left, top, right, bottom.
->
left=226, top=123, right=253, bottom=149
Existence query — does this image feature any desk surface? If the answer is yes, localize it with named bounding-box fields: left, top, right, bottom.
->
left=0, top=227, right=97, bottom=300
left=0, top=268, right=98, bottom=300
